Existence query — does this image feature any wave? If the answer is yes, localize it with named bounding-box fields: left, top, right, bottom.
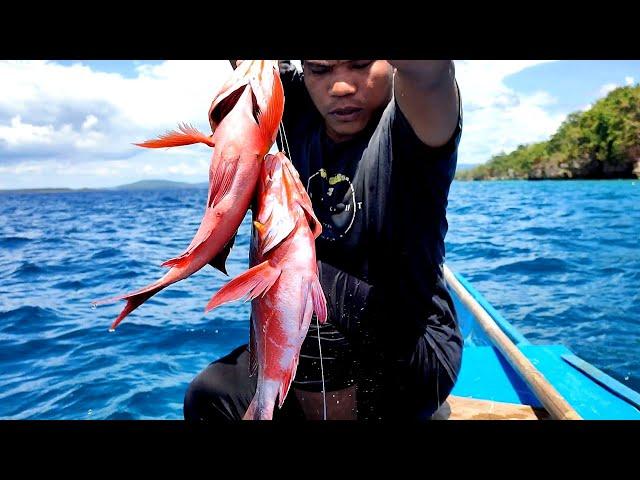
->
left=13, top=262, right=45, bottom=276
left=0, top=236, right=33, bottom=249
left=90, top=248, right=122, bottom=260
left=0, top=305, right=62, bottom=328
left=491, top=257, right=572, bottom=275
left=52, top=279, right=86, bottom=290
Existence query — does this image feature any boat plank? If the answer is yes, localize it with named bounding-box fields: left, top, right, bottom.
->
left=432, top=395, right=550, bottom=420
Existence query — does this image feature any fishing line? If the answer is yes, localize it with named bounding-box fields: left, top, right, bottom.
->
left=281, top=123, right=291, bottom=160
left=316, top=317, right=327, bottom=420
left=278, top=112, right=327, bottom=420
left=278, top=121, right=292, bottom=160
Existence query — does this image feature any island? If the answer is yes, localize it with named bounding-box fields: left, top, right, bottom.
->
left=457, top=84, right=640, bottom=180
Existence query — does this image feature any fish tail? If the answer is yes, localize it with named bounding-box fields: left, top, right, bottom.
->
left=109, top=287, right=160, bottom=330
left=243, top=396, right=274, bottom=420
left=243, top=398, right=259, bottom=420
left=134, top=123, right=215, bottom=148
left=93, top=282, right=164, bottom=330
left=204, top=260, right=281, bottom=313
left=243, top=383, right=278, bottom=420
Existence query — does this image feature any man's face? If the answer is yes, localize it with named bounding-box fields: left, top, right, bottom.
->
left=303, top=60, right=394, bottom=143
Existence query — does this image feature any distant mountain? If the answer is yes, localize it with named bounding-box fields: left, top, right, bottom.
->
left=0, top=180, right=208, bottom=194
left=0, top=187, right=79, bottom=194
left=112, top=180, right=208, bottom=191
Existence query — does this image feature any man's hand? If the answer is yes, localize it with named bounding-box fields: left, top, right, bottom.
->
left=388, top=60, right=459, bottom=148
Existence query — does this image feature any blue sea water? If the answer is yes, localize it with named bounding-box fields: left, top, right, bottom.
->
left=0, top=180, right=638, bottom=419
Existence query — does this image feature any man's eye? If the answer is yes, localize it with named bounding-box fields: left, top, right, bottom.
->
left=310, top=66, right=330, bottom=75
left=352, top=61, right=373, bottom=70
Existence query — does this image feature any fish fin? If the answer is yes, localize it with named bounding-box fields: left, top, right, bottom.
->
left=134, top=123, right=215, bottom=148
left=281, top=159, right=322, bottom=238
left=161, top=249, right=193, bottom=269
left=300, top=280, right=313, bottom=330
left=248, top=319, right=258, bottom=377
left=205, top=260, right=281, bottom=312
left=208, top=233, right=236, bottom=275
left=258, top=217, right=296, bottom=257
left=161, top=156, right=240, bottom=270
left=256, top=67, right=285, bottom=146
left=298, top=200, right=323, bottom=239
left=161, top=254, right=189, bottom=269
left=253, top=220, right=267, bottom=235
left=212, top=160, right=239, bottom=207
left=207, top=156, right=240, bottom=208
left=278, top=354, right=299, bottom=409
left=310, top=275, right=328, bottom=324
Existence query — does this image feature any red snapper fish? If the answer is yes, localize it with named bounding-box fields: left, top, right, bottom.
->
left=205, top=152, right=327, bottom=420
left=95, top=61, right=284, bottom=330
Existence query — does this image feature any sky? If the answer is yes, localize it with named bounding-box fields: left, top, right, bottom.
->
left=1, top=60, right=639, bottom=189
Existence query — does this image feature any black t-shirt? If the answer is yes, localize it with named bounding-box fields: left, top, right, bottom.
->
left=277, top=61, right=463, bottom=418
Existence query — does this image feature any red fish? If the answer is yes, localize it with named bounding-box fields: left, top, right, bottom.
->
left=205, top=152, right=327, bottom=420
left=95, top=61, right=284, bottom=330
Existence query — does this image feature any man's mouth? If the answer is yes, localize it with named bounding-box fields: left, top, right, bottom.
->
left=329, top=106, right=363, bottom=121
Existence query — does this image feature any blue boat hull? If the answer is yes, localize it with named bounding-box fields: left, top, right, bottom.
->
left=448, top=269, right=640, bottom=420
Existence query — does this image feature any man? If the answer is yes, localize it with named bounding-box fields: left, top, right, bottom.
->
left=184, top=60, right=463, bottom=421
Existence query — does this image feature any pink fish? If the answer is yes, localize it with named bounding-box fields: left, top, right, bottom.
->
left=95, top=61, right=284, bottom=330
left=205, top=152, right=327, bottom=420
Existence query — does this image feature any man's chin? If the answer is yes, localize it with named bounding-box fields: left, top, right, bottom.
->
left=327, top=121, right=367, bottom=141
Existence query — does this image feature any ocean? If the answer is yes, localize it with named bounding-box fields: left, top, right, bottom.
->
left=0, top=180, right=638, bottom=419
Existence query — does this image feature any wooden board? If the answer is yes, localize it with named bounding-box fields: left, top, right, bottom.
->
left=432, top=395, right=551, bottom=420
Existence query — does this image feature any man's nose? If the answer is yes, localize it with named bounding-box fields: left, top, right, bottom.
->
left=330, top=80, right=357, bottom=97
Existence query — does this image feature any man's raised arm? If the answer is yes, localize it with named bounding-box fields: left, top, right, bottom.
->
left=389, top=60, right=459, bottom=148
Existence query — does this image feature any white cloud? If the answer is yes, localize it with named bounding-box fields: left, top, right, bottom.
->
left=599, top=83, right=618, bottom=96
left=625, top=76, right=634, bottom=86
left=82, top=114, right=98, bottom=130
left=0, top=59, right=581, bottom=184
left=0, top=115, right=57, bottom=146
left=454, top=60, right=564, bottom=164
left=0, top=60, right=232, bottom=166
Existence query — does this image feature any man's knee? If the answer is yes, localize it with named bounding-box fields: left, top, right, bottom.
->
left=183, top=366, right=233, bottom=422
left=183, top=375, right=211, bottom=422
left=183, top=346, right=254, bottom=422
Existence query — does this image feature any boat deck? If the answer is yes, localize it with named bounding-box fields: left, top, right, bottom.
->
left=433, top=395, right=550, bottom=420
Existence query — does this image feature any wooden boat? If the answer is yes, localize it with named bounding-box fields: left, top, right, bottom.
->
left=433, top=265, right=640, bottom=420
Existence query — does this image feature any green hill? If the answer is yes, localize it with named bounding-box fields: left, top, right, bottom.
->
left=457, top=84, right=640, bottom=180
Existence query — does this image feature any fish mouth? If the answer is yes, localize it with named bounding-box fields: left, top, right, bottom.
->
left=209, top=86, right=248, bottom=128
left=210, top=86, right=262, bottom=127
